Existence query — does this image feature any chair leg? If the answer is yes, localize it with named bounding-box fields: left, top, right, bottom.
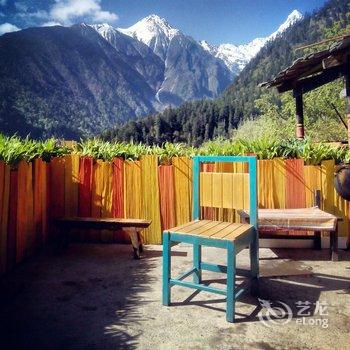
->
left=250, top=229, right=260, bottom=296
left=162, top=232, right=171, bottom=306
left=193, top=243, right=202, bottom=284
left=226, top=242, right=236, bottom=323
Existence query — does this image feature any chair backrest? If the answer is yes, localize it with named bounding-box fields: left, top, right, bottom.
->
left=192, top=156, right=258, bottom=229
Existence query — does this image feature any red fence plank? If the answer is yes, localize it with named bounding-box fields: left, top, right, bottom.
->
left=78, top=157, right=93, bottom=217
left=159, top=165, right=176, bottom=231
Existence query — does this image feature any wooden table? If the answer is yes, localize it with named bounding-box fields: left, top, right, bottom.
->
left=239, top=207, right=340, bottom=261
left=53, top=217, right=151, bottom=259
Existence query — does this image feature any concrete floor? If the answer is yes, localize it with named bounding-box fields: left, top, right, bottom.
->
left=0, top=244, right=350, bottom=350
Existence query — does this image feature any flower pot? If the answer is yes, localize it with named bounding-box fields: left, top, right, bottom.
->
left=334, top=164, right=350, bottom=201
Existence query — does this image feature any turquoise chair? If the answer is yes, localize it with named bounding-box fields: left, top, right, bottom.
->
left=162, top=156, right=259, bottom=322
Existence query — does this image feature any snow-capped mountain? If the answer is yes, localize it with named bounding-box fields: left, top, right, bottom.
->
left=90, top=23, right=164, bottom=94
left=117, top=15, right=231, bottom=106
left=119, top=14, right=181, bottom=61
left=200, top=9, right=302, bottom=74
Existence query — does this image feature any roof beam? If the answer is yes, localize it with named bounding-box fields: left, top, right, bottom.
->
left=277, top=65, right=347, bottom=94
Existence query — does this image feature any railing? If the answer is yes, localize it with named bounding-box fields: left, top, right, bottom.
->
left=0, top=155, right=348, bottom=274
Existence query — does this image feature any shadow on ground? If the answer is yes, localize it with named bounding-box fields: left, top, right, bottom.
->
left=0, top=244, right=158, bottom=350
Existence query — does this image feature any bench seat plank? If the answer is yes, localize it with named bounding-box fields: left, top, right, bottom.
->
left=54, top=217, right=151, bottom=230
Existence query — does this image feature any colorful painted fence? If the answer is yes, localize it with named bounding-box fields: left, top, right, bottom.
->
left=0, top=156, right=349, bottom=274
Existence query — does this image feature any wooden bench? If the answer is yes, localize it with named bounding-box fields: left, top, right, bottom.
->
left=53, top=217, right=151, bottom=259
left=239, top=207, right=340, bottom=261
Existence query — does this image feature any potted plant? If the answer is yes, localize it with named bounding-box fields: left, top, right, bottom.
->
left=334, top=149, right=350, bottom=201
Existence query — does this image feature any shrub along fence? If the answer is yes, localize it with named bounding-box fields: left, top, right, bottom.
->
left=0, top=155, right=349, bottom=275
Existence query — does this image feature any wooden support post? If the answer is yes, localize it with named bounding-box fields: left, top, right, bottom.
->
left=294, top=89, right=304, bottom=139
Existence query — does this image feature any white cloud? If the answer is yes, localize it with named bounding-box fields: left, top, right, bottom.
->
left=17, top=9, right=49, bottom=20
left=50, top=0, right=118, bottom=25
left=42, top=21, right=62, bottom=27
left=0, top=22, right=20, bottom=35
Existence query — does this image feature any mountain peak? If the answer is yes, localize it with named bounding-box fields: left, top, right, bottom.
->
left=200, top=9, right=303, bottom=74
left=143, top=14, right=169, bottom=26
left=118, top=14, right=181, bottom=60
left=269, top=9, right=302, bottom=39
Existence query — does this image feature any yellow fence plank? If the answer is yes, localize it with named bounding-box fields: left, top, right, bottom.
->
left=321, top=160, right=334, bottom=214
left=272, top=158, right=286, bottom=209
left=303, top=165, right=321, bottom=207
left=173, top=157, right=192, bottom=226
left=258, top=160, right=274, bottom=209
left=141, top=155, right=162, bottom=244
left=124, top=160, right=143, bottom=219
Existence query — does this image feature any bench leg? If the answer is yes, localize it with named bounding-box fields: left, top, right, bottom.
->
left=226, top=242, right=236, bottom=323
left=314, top=231, right=321, bottom=250
left=55, top=227, right=70, bottom=253
left=193, top=243, right=202, bottom=284
left=127, top=228, right=142, bottom=259
left=330, top=229, right=339, bottom=261
left=162, top=232, right=171, bottom=306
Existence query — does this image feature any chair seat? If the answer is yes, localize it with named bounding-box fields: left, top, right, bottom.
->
left=168, top=220, right=253, bottom=241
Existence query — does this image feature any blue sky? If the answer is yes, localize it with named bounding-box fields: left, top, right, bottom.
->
left=0, top=0, right=327, bottom=44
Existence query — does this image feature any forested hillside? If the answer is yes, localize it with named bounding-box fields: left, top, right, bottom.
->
left=105, top=0, right=350, bottom=145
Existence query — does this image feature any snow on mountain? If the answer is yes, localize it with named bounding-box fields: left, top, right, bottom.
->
left=200, top=9, right=302, bottom=74
left=118, top=14, right=181, bottom=60
left=269, top=9, right=303, bottom=40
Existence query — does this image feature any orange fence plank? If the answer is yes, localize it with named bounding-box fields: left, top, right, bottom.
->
left=49, top=157, right=65, bottom=220
left=17, top=161, right=35, bottom=262
left=100, top=161, right=113, bottom=242
left=285, top=159, right=305, bottom=209
left=173, top=157, right=192, bottom=225
left=285, top=159, right=306, bottom=235
left=7, top=170, right=18, bottom=270
left=33, top=158, right=48, bottom=248
left=64, top=154, right=79, bottom=217
left=158, top=165, right=176, bottom=231
left=49, top=157, right=65, bottom=243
